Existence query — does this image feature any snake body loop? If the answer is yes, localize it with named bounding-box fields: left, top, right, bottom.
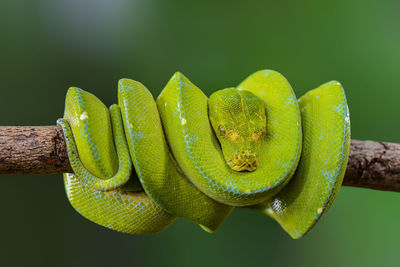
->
left=58, top=69, right=350, bottom=238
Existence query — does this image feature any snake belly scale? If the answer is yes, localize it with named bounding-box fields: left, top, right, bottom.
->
left=57, top=69, right=350, bottom=239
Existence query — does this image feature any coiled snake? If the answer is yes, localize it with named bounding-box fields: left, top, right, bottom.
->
left=57, top=69, right=350, bottom=239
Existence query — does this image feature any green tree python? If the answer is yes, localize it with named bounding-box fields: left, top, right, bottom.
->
left=57, top=69, right=350, bottom=239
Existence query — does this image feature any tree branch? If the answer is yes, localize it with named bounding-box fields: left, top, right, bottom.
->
left=0, top=126, right=399, bottom=193
left=342, top=140, right=400, bottom=192
left=0, top=126, right=72, bottom=174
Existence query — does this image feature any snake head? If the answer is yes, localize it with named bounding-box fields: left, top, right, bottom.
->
left=209, top=88, right=267, bottom=172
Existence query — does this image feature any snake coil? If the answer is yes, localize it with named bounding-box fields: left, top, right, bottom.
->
left=57, top=69, right=350, bottom=239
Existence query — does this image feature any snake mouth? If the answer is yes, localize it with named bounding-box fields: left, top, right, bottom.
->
left=227, top=151, right=259, bottom=172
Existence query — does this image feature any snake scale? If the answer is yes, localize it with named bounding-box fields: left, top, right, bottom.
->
left=57, top=69, right=350, bottom=239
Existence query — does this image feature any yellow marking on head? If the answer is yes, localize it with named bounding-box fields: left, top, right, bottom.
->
left=227, top=130, right=239, bottom=141
left=181, top=118, right=187, bottom=125
left=252, top=132, right=262, bottom=141
left=244, top=189, right=251, bottom=194
left=317, top=207, right=323, bottom=214
left=130, top=123, right=134, bottom=129
left=255, top=112, right=264, bottom=121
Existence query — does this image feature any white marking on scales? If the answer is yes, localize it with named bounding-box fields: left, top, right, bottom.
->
left=80, top=111, right=88, bottom=121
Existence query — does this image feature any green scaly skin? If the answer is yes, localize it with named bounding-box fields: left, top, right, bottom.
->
left=157, top=71, right=302, bottom=206
left=58, top=69, right=350, bottom=238
left=118, top=79, right=233, bottom=232
left=57, top=103, right=175, bottom=234
left=253, top=80, right=351, bottom=239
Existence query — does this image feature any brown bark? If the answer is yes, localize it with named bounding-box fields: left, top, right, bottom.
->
left=1, top=126, right=400, bottom=193
left=342, top=140, right=400, bottom=192
left=0, top=126, right=72, bottom=174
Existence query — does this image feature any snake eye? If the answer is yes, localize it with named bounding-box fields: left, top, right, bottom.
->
left=218, top=125, right=226, bottom=136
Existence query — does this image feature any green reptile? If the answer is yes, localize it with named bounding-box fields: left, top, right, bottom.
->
left=57, top=69, right=350, bottom=238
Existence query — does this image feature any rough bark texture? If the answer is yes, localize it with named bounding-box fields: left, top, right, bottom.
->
left=343, top=140, right=400, bottom=192
left=1, top=126, right=400, bottom=193
left=0, top=126, right=72, bottom=174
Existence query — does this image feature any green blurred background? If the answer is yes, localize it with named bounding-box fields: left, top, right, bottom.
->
left=1, top=0, right=399, bottom=266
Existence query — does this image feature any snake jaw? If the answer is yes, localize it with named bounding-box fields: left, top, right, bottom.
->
left=227, top=150, right=259, bottom=172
